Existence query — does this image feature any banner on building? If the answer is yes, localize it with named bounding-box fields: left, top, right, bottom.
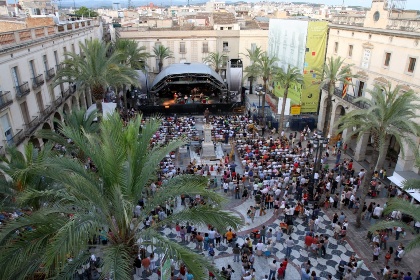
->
left=268, top=20, right=328, bottom=113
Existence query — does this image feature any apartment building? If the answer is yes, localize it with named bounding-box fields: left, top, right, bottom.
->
left=115, top=14, right=268, bottom=79
left=318, top=0, right=420, bottom=174
left=0, top=17, right=103, bottom=155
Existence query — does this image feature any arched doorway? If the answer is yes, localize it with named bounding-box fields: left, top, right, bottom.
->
left=42, top=122, right=52, bottom=143
left=53, top=112, right=62, bottom=132
left=29, top=136, right=41, bottom=150
left=71, top=96, right=78, bottom=110
left=63, top=103, right=70, bottom=116
left=332, top=104, right=346, bottom=140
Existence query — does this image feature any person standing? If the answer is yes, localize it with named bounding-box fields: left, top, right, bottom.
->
left=232, top=243, right=241, bottom=263
left=268, top=260, right=277, bottom=280
left=285, top=236, right=294, bottom=258
left=372, top=243, right=380, bottom=263
left=260, top=225, right=267, bottom=244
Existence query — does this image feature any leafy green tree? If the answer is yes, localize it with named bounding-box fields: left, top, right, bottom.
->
left=74, top=6, right=98, bottom=17
left=315, top=56, right=356, bottom=138
left=0, top=112, right=242, bottom=279
left=242, top=46, right=263, bottom=95
left=203, top=51, right=226, bottom=74
left=274, top=65, right=304, bottom=133
left=257, top=53, right=278, bottom=132
left=0, top=143, right=54, bottom=210
left=114, top=39, right=150, bottom=112
left=336, top=83, right=420, bottom=227
left=53, top=39, right=139, bottom=115
left=153, top=45, right=173, bottom=73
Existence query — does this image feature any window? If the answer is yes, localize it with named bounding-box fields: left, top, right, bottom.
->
left=179, top=42, right=186, bottom=53
left=408, top=57, right=416, bottom=73
left=384, top=52, right=391, bottom=67
left=334, top=42, right=339, bottom=53
left=29, top=60, right=36, bottom=79
left=357, top=81, right=365, bottom=97
left=251, top=43, right=256, bottom=52
left=223, top=42, right=229, bottom=52
left=71, top=44, right=75, bottom=54
left=202, top=42, right=208, bottom=53
left=348, top=45, right=353, bottom=57
left=20, top=101, right=30, bottom=125
left=36, top=91, right=44, bottom=111
left=0, top=114, right=13, bottom=145
left=43, top=55, right=49, bottom=72
left=11, top=66, right=20, bottom=88
left=54, top=50, right=59, bottom=66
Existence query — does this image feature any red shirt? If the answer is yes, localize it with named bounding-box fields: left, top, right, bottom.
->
left=277, top=266, right=286, bottom=277
left=305, top=235, right=313, bottom=247
left=282, top=260, right=288, bottom=269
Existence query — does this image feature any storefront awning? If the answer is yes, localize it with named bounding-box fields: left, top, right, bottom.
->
left=388, top=171, right=420, bottom=203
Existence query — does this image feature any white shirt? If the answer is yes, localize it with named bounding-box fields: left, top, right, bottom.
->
left=373, top=206, right=383, bottom=217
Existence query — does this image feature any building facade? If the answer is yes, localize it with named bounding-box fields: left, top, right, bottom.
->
left=318, top=0, right=420, bottom=174
left=0, top=18, right=103, bottom=154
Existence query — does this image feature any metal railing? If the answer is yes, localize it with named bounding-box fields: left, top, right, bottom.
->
left=322, top=85, right=370, bottom=109
left=45, top=68, right=56, bottom=81
left=32, top=73, right=45, bottom=89
left=54, top=96, right=63, bottom=107
left=24, top=116, right=40, bottom=136
left=40, top=105, right=54, bottom=120
left=56, top=63, right=65, bottom=71
left=4, top=129, right=23, bottom=146
left=0, top=90, right=13, bottom=110
left=15, top=81, right=31, bottom=99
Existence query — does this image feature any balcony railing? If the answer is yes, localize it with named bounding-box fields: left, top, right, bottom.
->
left=223, top=46, right=229, bottom=52
left=56, top=63, right=65, bottom=72
left=4, top=129, right=23, bottom=146
left=24, top=116, right=40, bottom=137
left=45, top=68, right=56, bottom=81
left=40, top=105, right=54, bottom=121
left=62, top=88, right=71, bottom=99
left=0, top=90, right=13, bottom=110
left=54, top=96, right=63, bottom=108
left=32, top=73, right=45, bottom=89
left=322, top=84, right=370, bottom=109
left=15, top=81, right=31, bottom=99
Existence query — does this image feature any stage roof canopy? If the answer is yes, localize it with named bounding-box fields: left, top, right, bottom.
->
left=150, top=63, right=226, bottom=92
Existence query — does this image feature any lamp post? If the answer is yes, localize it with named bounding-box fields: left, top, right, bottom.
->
left=311, top=131, right=329, bottom=187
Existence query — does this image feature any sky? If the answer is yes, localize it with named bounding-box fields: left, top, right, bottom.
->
left=300, top=0, right=420, bottom=10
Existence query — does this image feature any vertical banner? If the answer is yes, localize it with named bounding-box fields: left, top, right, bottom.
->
left=301, top=21, right=328, bottom=113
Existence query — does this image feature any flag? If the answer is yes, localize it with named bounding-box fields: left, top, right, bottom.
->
left=342, top=76, right=352, bottom=99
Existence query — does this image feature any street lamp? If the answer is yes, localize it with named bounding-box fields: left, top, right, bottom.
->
left=311, top=131, right=329, bottom=187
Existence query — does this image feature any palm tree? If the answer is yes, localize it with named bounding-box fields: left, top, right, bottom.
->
left=203, top=51, right=226, bottom=74
left=275, top=65, right=304, bottom=133
left=53, top=39, right=139, bottom=115
left=369, top=178, right=420, bottom=251
left=242, top=46, right=263, bottom=95
left=315, top=56, right=356, bottom=138
left=258, top=53, right=278, bottom=133
left=153, top=44, right=173, bottom=73
left=114, top=39, right=150, bottom=112
left=0, top=143, right=54, bottom=210
left=336, top=83, right=420, bottom=227
left=0, top=112, right=242, bottom=279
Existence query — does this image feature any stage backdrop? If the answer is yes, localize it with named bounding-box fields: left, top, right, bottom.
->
left=269, top=19, right=328, bottom=113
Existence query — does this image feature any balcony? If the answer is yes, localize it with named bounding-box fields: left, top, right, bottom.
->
left=24, top=116, right=40, bottom=137
left=0, top=91, right=13, bottom=110
left=54, top=96, right=63, bottom=108
left=32, top=73, right=45, bottom=89
left=322, top=84, right=370, bottom=109
left=45, top=68, right=56, bottom=81
left=40, top=105, right=54, bottom=121
left=4, top=129, right=24, bottom=146
left=56, top=63, right=65, bottom=72
left=15, top=81, right=31, bottom=99
left=62, top=88, right=71, bottom=99
left=223, top=46, right=229, bottom=52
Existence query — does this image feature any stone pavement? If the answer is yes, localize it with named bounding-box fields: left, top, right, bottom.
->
left=134, top=115, right=419, bottom=280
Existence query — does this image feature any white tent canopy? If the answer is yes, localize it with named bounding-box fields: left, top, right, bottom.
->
left=85, top=102, right=117, bottom=121
left=388, top=171, right=420, bottom=204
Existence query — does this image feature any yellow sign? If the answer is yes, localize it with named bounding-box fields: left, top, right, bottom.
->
left=301, top=21, right=328, bottom=113
left=290, top=105, right=301, bottom=115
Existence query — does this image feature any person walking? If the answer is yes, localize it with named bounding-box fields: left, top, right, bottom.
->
left=372, top=243, right=380, bottom=263
left=260, top=225, right=267, bottom=244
